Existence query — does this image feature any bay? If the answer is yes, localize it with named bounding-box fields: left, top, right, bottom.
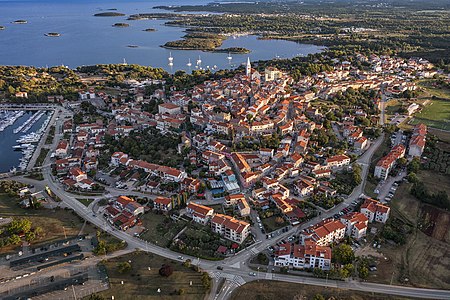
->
left=0, top=0, right=324, bottom=71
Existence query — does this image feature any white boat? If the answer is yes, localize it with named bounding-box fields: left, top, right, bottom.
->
left=227, top=52, right=232, bottom=60
left=168, top=52, right=173, bottom=62
left=196, top=55, right=202, bottom=67
left=187, top=58, right=192, bottom=67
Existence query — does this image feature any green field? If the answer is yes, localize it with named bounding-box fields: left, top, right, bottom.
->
left=411, top=82, right=450, bottom=130
left=94, top=251, right=210, bottom=300
left=411, top=99, right=450, bottom=130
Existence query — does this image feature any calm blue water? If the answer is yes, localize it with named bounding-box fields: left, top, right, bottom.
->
left=0, top=0, right=324, bottom=71
left=0, top=111, right=49, bottom=172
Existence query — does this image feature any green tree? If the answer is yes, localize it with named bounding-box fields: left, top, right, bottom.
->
left=359, top=265, right=369, bottom=279
left=117, top=261, right=132, bottom=273
left=8, top=218, right=32, bottom=235
left=340, top=263, right=354, bottom=278
left=8, top=234, right=21, bottom=245
left=408, top=157, right=420, bottom=173
left=333, top=244, right=355, bottom=265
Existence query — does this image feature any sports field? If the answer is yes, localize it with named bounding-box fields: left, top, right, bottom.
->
left=411, top=82, right=450, bottom=130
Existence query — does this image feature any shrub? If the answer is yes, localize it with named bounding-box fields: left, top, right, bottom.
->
left=159, top=264, right=173, bottom=277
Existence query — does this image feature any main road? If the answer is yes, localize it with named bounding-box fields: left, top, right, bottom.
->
left=4, top=120, right=449, bottom=299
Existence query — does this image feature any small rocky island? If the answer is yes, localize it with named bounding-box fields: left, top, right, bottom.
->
left=112, top=23, right=130, bottom=28
left=143, top=28, right=157, bottom=32
left=12, top=20, right=27, bottom=24
left=94, top=12, right=125, bottom=17
left=45, top=32, right=61, bottom=37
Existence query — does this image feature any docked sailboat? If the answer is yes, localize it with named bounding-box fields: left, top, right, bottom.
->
left=187, top=58, right=192, bottom=67
left=168, top=52, right=174, bottom=67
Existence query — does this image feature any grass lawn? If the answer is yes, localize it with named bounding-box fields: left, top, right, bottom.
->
left=410, top=81, right=450, bottom=130
left=411, top=98, right=450, bottom=130
left=260, top=215, right=287, bottom=233
left=0, top=193, right=97, bottom=254
left=94, top=251, right=210, bottom=300
left=76, top=198, right=94, bottom=207
left=140, top=212, right=187, bottom=247
left=231, top=281, right=411, bottom=300
left=385, top=99, right=403, bottom=115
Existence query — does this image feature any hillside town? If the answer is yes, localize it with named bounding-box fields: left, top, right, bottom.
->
left=1, top=49, right=449, bottom=300
left=44, top=53, right=435, bottom=266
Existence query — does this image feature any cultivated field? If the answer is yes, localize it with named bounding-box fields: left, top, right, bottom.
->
left=367, top=170, right=450, bottom=289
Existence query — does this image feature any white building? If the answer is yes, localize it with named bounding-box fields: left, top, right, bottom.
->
left=186, top=202, right=214, bottom=225
left=360, top=198, right=390, bottom=223
left=300, top=219, right=346, bottom=246
left=340, top=212, right=368, bottom=240
left=211, top=214, right=250, bottom=244
left=274, top=240, right=332, bottom=270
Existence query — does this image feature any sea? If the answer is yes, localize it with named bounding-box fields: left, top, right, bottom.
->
left=0, top=111, right=50, bottom=173
left=0, top=0, right=324, bottom=172
left=0, top=0, right=324, bottom=71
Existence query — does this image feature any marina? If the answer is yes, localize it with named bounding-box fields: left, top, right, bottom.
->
left=0, top=110, right=53, bottom=172
left=13, top=110, right=46, bottom=134
left=0, top=110, right=25, bottom=132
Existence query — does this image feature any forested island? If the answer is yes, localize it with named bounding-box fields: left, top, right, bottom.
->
left=143, top=28, right=157, bottom=32
left=94, top=12, right=125, bottom=17
left=162, top=32, right=225, bottom=51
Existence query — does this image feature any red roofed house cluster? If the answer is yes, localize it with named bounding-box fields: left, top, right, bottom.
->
left=360, top=198, right=390, bottom=223
left=104, top=196, right=145, bottom=231
left=374, top=144, right=406, bottom=180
